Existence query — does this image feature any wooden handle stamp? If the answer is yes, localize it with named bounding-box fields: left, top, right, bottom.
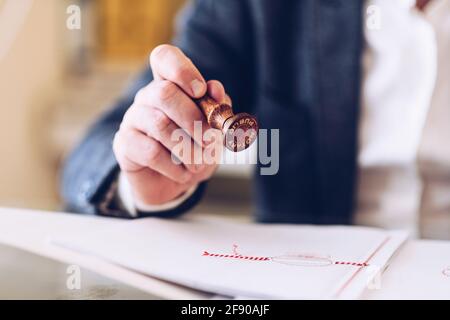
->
left=196, top=95, right=259, bottom=152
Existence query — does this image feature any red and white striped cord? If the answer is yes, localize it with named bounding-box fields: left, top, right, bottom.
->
left=203, top=245, right=369, bottom=267
left=203, top=251, right=271, bottom=261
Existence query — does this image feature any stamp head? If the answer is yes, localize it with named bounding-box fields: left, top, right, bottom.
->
left=196, top=95, right=259, bottom=152
left=222, top=113, right=259, bottom=152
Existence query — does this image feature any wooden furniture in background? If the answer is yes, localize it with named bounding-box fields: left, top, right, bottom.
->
left=97, top=0, right=185, bottom=61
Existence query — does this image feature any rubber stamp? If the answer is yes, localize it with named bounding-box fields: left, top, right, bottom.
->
left=196, top=95, right=258, bottom=152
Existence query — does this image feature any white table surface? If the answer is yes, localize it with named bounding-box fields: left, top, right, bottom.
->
left=0, top=207, right=448, bottom=299
left=0, top=207, right=211, bottom=299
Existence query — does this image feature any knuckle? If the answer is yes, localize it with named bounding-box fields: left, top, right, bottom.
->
left=121, top=106, right=134, bottom=126
left=112, top=131, right=129, bottom=164
left=172, top=64, right=192, bottom=82
left=143, top=140, right=162, bottom=164
left=112, top=131, right=122, bottom=155
left=155, top=80, right=178, bottom=102
left=150, top=109, right=172, bottom=133
left=150, top=44, right=176, bottom=63
left=134, top=88, right=146, bottom=103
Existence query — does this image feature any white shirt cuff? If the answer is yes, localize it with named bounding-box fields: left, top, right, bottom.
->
left=117, top=172, right=198, bottom=218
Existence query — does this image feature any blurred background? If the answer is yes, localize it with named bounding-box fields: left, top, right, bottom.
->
left=0, top=0, right=254, bottom=218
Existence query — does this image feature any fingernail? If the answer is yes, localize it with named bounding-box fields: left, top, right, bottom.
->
left=191, top=79, right=205, bottom=97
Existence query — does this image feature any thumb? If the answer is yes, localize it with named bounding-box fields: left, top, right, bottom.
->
left=207, top=80, right=232, bottom=105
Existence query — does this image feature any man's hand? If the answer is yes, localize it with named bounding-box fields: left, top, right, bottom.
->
left=113, top=44, right=229, bottom=206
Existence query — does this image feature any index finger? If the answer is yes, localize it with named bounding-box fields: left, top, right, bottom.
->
left=150, top=44, right=207, bottom=99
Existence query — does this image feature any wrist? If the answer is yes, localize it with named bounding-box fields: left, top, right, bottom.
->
left=117, top=172, right=198, bottom=216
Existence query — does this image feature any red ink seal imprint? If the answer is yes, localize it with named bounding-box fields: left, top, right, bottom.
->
left=443, top=267, right=450, bottom=277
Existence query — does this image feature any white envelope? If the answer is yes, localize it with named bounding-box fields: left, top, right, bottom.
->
left=52, top=216, right=408, bottom=299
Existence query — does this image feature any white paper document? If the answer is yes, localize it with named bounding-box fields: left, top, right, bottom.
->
left=52, top=216, right=408, bottom=299
left=363, top=240, right=450, bottom=300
